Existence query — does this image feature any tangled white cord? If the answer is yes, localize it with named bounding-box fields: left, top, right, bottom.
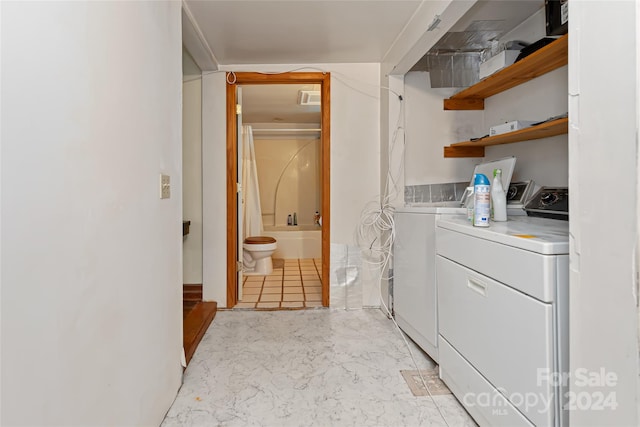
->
left=355, top=199, right=395, bottom=266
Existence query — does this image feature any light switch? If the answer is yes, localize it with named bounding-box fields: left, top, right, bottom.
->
left=160, top=174, right=170, bottom=199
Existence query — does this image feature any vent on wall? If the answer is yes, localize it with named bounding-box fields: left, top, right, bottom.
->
left=297, top=90, right=321, bottom=106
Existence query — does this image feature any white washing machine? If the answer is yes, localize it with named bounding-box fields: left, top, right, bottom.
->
left=394, top=157, right=522, bottom=362
left=393, top=204, right=466, bottom=362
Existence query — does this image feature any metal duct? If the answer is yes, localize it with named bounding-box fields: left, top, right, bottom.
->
left=408, top=1, right=543, bottom=88
left=423, top=51, right=482, bottom=88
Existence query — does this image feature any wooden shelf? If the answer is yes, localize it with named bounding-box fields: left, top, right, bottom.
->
left=443, top=34, right=568, bottom=111
left=183, top=301, right=217, bottom=366
left=444, top=117, right=568, bottom=158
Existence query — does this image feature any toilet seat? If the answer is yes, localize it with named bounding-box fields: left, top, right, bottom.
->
left=244, top=236, right=276, bottom=244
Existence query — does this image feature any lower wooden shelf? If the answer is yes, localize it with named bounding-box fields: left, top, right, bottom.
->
left=444, top=117, right=569, bottom=158
left=183, top=300, right=217, bottom=366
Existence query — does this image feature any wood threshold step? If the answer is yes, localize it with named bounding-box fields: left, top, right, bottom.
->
left=183, top=301, right=217, bottom=366
left=183, top=293, right=203, bottom=302
left=183, top=284, right=203, bottom=302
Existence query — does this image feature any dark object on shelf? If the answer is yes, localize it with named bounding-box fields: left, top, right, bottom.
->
left=470, top=134, right=489, bottom=142
left=531, top=112, right=568, bottom=126
left=515, top=38, right=557, bottom=62
left=546, top=0, right=569, bottom=36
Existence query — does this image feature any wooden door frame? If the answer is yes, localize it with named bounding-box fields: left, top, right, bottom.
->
left=226, top=72, right=331, bottom=308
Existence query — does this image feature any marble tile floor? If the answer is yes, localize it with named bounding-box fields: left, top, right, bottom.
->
left=161, top=309, right=476, bottom=427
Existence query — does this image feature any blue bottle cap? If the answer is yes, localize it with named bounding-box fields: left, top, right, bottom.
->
left=474, top=173, right=490, bottom=185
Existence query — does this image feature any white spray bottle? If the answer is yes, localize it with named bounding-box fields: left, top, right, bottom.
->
left=491, top=168, right=507, bottom=222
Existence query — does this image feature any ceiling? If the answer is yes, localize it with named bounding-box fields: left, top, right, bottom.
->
left=241, top=84, right=321, bottom=124
left=183, top=0, right=544, bottom=123
left=183, top=0, right=424, bottom=65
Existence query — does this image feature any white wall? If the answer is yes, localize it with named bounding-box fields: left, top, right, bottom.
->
left=253, top=136, right=320, bottom=228
left=1, top=2, right=183, bottom=425
left=484, top=68, right=568, bottom=185
left=202, top=64, right=381, bottom=307
left=183, top=78, right=203, bottom=284
left=484, top=7, right=568, bottom=186
left=568, top=1, right=639, bottom=425
left=403, top=71, right=484, bottom=186
left=201, top=71, right=228, bottom=304
left=378, top=74, right=405, bottom=309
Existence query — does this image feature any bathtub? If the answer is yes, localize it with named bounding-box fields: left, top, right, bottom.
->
left=263, top=225, right=322, bottom=259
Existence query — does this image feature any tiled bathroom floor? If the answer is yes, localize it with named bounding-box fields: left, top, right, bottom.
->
left=161, top=309, right=477, bottom=427
left=236, top=258, right=323, bottom=309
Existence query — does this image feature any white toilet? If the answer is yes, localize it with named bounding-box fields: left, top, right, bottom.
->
left=243, top=236, right=277, bottom=276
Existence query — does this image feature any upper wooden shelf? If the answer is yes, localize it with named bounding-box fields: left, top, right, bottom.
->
left=444, top=34, right=568, bottom=111
left=444, top=117, right=568, bottom=158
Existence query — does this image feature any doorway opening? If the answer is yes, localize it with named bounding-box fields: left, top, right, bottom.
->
left=226, top=72, right=330, bottom=308
left=182, top=47, right=217, bottom=365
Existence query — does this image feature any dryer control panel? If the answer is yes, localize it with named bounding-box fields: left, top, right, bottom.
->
left=524, top=187, right=568, bottom=220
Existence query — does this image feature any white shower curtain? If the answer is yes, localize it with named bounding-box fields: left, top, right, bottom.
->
left=242, top=125, right=264, bottom=239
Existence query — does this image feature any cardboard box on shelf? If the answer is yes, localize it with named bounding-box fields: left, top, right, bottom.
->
left=489, top=120, right=537, bottom=136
